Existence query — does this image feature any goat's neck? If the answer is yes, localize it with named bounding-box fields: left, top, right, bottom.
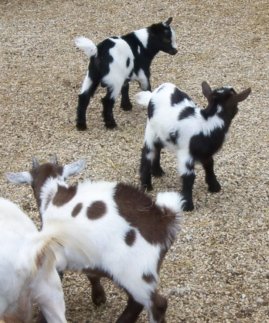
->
left=37, top=177, right=67, bottom=216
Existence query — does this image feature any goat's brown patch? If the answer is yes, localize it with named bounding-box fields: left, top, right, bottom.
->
left=125, top=229, right=136, bottom=246
left=53, top=185, right=77, bottom=206
left=72, top=203, right=83, bottom=217
left=114, top=183, right=176, bottom=245
left=87, top=201, right=106, bottom=219
left=142, top=273, right=156, bottom=284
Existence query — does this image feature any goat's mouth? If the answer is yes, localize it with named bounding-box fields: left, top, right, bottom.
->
left=169, top=48, right=178, bottom=55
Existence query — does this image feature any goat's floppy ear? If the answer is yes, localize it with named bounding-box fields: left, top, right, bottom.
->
left=201, top=81, right=212, bottom=100
left=6, top=171, right=33, bottom=185
left=63, top=159, right=86, bottom=178
left=164, top=17, right=173, bottom=26
left=235, top=88, right=251, bottom=103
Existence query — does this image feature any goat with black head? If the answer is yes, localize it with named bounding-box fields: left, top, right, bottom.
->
left=135, top=81, right=251, bottom=211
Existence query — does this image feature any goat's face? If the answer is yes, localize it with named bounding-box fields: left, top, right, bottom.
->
left=202, top=81, right=251, bottom=121
left=150, top=17, right=178, bottom=55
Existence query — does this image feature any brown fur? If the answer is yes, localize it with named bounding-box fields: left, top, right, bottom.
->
left=114, top=183, right=176, bottom=245
left=71, top=203, right=83, bottom=217
left=87, top=201, right=106, bottom=219
left=53, top=185, right=77, bottom=206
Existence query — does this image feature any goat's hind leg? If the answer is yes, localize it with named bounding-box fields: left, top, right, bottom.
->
left=76, top=71, right=99, bottom=130
left=201, top=157, right=221, bottom=192
left=140, top=143, right=154, bottom=191
left=151, top=142, right=165, bottom=177
left=116, top=295, right=143, bottom=323
left=120, top=82, right=133, bottom=111
left=148, top=292, right=168, bottom=323
left=85, top=273, right=106, bottom=306
left=101, top=87, right=118, bottom=128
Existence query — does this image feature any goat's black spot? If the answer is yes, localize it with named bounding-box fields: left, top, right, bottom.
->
left=171, top=88, right=190, bottom=106
left=167, top=130, right=179, bottom=144
left=125, top=229, right=136, bottom=246
left=148, top=100, right=155, bottom=119
left=189, top=128, right=225, bottom=161
left=126, top=57, right=130, bottom=68
left=178, top=107, right=195, bottom=120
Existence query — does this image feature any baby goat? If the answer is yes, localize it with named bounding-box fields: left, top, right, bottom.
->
left=135, top=81, right=251, bottom=211
left=75, top=17, right=177, bottom=130
left=0, top=197, right=67, bottom=323
left=7, top=157, right=184, bottom=323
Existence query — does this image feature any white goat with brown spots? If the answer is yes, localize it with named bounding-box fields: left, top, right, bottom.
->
left=0, top=197, right=67, bottom=323
left=7, top=157, right=184, bottom=323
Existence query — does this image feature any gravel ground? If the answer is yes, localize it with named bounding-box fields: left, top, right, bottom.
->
left=0, top=0, right=268, bottom=322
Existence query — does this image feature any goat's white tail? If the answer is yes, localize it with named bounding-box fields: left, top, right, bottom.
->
left=134, top=91, right=152, bottom=107
left=75, top=36, right=97, bottom=58
left=156, top=192, right=184, bottom=215
left=156, top=192, right=184, bottom=249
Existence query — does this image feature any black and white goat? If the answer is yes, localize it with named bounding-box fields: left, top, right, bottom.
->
left=135, top=81, right=251, bottom=211
left=0, top=197, right=67, bottom=323
left=75, top=17, right=177, bottom=130
left=6, top=157, right=184, bottom=323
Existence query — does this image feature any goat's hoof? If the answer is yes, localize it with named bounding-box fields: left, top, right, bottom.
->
left=76, top=123, right=87, bottom=131
left=92, top=290, right=107, bottom=306
left=141, top=184, right=153, bottom=192
left=105, top=120, right=117, bottom=129
left=208, top=182, right=221, bottom=193
left=183, top=201, right=194, bottom=212
left=152, top=167, right=165, bottom=177
left=121, top=103, right=133, bottom=111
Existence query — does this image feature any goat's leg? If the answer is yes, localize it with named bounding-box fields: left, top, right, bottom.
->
left=140, top=144, right=154, bottom=191
left=101, top=88, right=118, bottom=128
left=201, top=157, right=221, bottom=192
left=85, top=274, right=106, bottom=306
left=148, top=292, right=168, bottom=323
left=120, top=82, right=133, bottom=111
left=116, top=295, right=143, bottom=323
left=76, top=72, right=99, bottom=130
left=177, top=151, right=195, bottom=211
left=151, top=142, right=165, bottom=177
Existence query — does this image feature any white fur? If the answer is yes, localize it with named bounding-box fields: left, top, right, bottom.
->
left=75, top=36, right=97, bottom=58
left=102, top=38, right=134, bottom=98
left=0, top=197, right=67, bottom=322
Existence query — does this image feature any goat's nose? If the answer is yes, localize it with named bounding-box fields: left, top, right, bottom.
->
left=170, top=48, right=178, bottom=55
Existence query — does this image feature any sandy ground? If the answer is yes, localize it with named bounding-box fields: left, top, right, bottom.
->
left=0, top=0, right=268, bottom=322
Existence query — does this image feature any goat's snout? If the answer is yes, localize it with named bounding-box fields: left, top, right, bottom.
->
left=169, top=48, right=178, bottom=55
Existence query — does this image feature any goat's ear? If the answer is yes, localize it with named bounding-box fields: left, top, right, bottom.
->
left=50, top=154, right=58, bottom=165
left=63, top=159, right=86, bottom=178
left=32, top=157, right=39, bottom=169
left=164, top=17, right=173, bottom=26
left=201, top=81, right=212, bottom=100
left=6, top=171, right=33, bottom=185
left=235, top=88, right=251, bottom=103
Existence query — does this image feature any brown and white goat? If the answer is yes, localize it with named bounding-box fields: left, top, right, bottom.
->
left=6, top=157, right=184, bottom=323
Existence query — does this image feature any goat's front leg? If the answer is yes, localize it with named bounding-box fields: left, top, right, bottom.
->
left=177, top=151, right=195, bottom=211
left=201, top=157, right=221, bottom=192
left=116, top=295, right=143, bottom=323
left=120, top=82, right=133, bottom=111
